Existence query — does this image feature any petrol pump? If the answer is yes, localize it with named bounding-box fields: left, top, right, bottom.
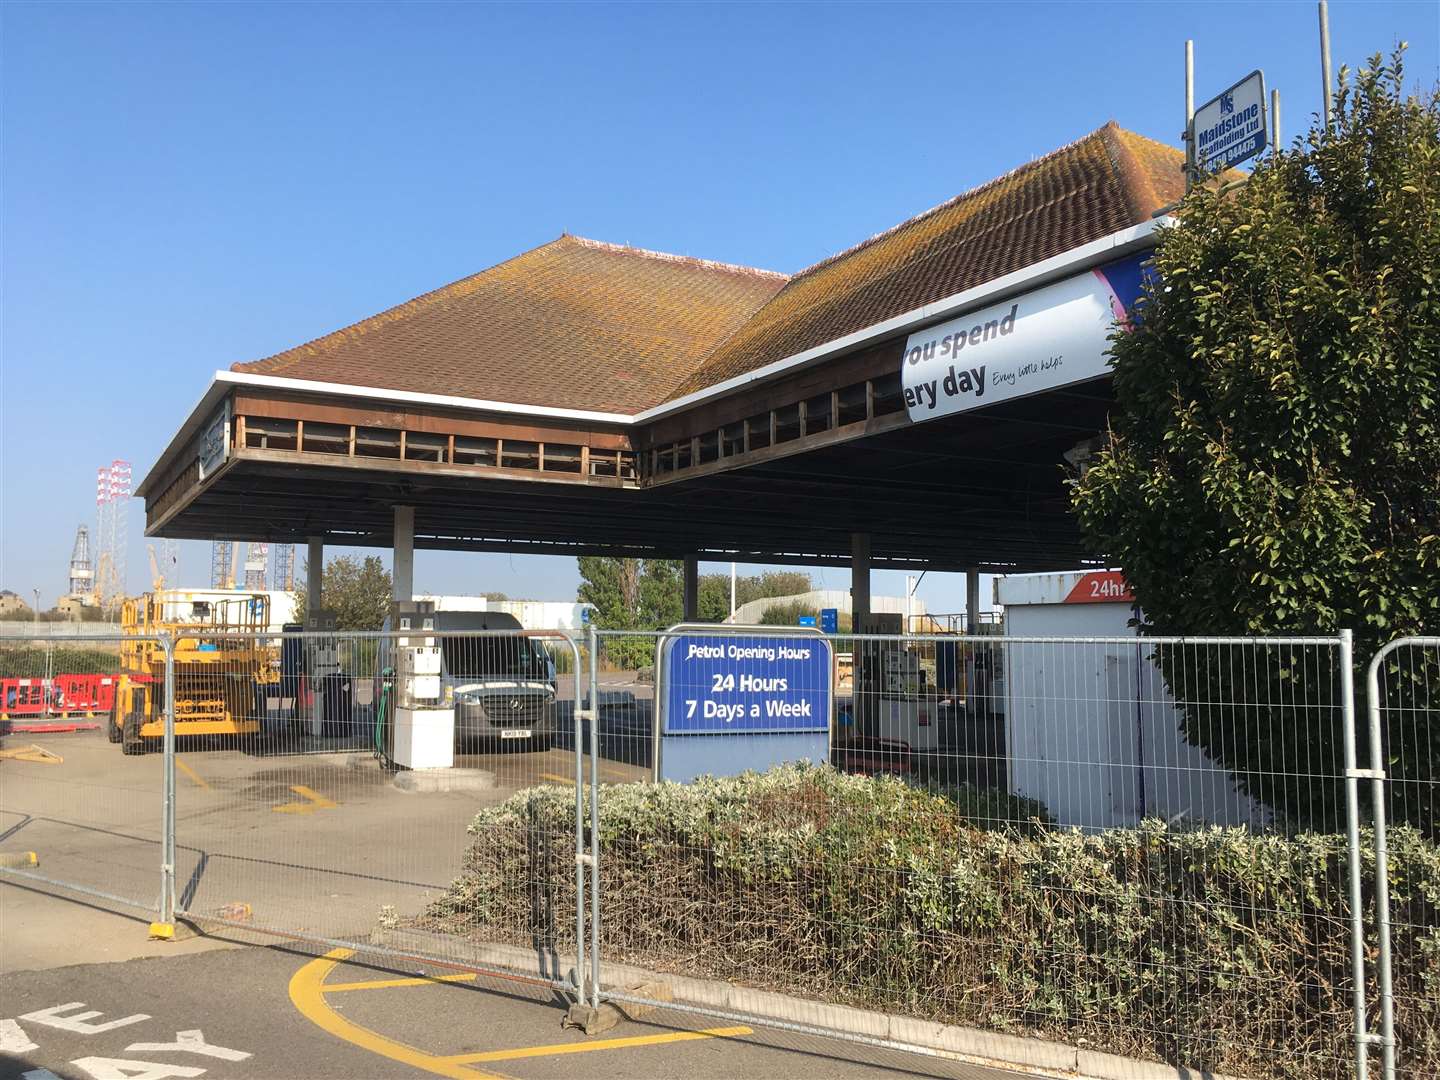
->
left=853, top=613, right=938, bottom=753
left=389, top=599, right=454, bottom=769
left=304, top=610, right=339, bottom=736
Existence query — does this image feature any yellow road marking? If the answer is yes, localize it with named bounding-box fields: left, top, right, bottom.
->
left=324, top=973, right=478, bottom=992
left=176, top=757, right=210, bottom=790
left=442, top=1025, right=752, bottom=1063
left=288, top=948, right=504, bottom=1079
left=272, top=784, right=337, bottom=814
left=535, top=771, right=613, bottom=789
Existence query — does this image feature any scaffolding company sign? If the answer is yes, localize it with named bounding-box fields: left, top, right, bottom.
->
left=901, top=252, right=1149, bottom=425
left=1194, top=70, right=1267, bottom=171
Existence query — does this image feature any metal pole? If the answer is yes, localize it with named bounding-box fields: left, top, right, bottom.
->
left=1271, top=89, right=1282, bottom=154
left=43, top=636, right=53, bottom=719
left=682, top=557, right=698, bottom=622
left=586, top=623, right=601, bottom=1010
left=729, top=562, right=736, bottom=621
left=571, top=635, right=586, bottom=1002
left=1340, top=630, right=1371, bottom=1080
left=391, top=506, right=415, bottom=603
left=1184, top=40, right=1195, bottom=192
left=161, top=634, right=177, bottom=929
left=1364, top=643, right=1398, bottom=1080
left=1319, top=0, right=1334, bottom=131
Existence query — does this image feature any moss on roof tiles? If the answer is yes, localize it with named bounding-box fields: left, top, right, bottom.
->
left=234, top=236, right=787, bottom=414
left=233, top=124, right=1187, bottom=416
left=664, top=123, right=1187, bottom=401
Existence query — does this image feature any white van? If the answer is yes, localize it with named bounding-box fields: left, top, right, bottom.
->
left=383, top=609, right=557, bottom=751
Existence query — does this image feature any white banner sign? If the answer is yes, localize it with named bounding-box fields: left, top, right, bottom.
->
left=900, top=265, right=1130, bottom=424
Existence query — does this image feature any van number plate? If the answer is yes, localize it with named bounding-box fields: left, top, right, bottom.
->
left=500, top=729, right=533, bottom=740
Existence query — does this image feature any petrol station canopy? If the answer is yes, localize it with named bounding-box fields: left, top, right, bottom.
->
left=139, top=122, right=1188, bottom=573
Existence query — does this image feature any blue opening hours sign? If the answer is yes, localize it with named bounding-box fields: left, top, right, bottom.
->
left=662, top=633, right=832, bottom=735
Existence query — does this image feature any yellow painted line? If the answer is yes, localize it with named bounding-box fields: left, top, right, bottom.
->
left=539, top=772, right=575, bottom=784
left=176, top=757, right=210, bottom=791
left=288, top=948, right=504, bottom=1079
left=323, top=973, right=478, bottom=992
left=272, top=784, right=337, bottom=814
left=442, top=1025, right=752, bottom=1064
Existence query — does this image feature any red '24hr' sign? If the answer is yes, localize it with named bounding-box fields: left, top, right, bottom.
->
left=1063, top=571, right=1134, bottom=604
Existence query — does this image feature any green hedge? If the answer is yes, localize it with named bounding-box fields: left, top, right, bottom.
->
left=0, top=645, right=120, bottom=678
left=424, top=765, right=1440, bottom=1080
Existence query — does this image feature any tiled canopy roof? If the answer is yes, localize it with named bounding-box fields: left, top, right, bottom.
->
left=234, top=122, right=1187, bottom=416
left=664, top=123, right=1185, bottom=400
left=233, top=236, right=787, bottom=414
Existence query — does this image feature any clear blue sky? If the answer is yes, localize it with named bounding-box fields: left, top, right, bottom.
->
left=3, top=1, right=1435, bottom=614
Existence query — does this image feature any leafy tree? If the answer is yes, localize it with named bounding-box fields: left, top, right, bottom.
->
left=577, top=560, right=817, bottom=664
left=740, top=571, right=813, bottom=607
left=638, top=560, right=683, bottom=629
left=1072, top=51, right=1439, bottom=833
left=694, top=570, right=816, bottom=621
left=576, top=557, right=641, bottom=631
left=577, top=556, right=682, bottom=666
left=696, top=575, right=731, bottom=622
left=292, top=555, right=393, bottom=631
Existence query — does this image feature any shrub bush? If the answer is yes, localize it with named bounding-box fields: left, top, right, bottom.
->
left=0, top=645, right=120, bottom=676
left=425, top=765, right=1440, bottom=1080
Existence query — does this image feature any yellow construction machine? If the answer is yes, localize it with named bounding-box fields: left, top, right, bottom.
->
left=110, top=591, right=279, bottom=754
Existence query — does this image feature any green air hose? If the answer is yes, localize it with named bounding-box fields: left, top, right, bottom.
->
left=374, top=666, right=395, bottom=768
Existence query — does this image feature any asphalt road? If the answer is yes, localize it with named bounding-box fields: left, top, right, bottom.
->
left=0, top=940, right=1042, bottom=1080
left=0, top=715, right=648, bottom=953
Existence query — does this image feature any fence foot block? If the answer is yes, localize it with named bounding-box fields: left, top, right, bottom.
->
left=564, top=982, right=673, bottom=1036
left=563, top=1002, right=622, bottom=1036
left=0, top=851, right=39, bottom=869
left=148, top=922, right=176, bottom=941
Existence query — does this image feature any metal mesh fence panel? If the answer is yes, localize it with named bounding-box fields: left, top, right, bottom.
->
left=1367, top=637, right=1440, bottom=1080
left=551, top=629, right=1403, bottom=1080
left=580, top=627, right=655, bottom=779
left=159, top=627, right=588, bottom=995
left=0, top=633, right=164, bottom=916
left=11, top=620, right=1435, bottom=1080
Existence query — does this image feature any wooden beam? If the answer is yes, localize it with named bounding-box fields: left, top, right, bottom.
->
left=226, top=447, right=634, bottom=489
left=232, top=390, right=632, bottom=450
left=648, top=411, right=911, bottom=487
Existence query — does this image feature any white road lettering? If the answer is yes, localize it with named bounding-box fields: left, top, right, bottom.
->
left=70, top=1058, right=206, bottom=1080
left=126, top=1030, right=250, bottom=1061
left=2, top=1018, right=40, bottom=1054
left=20, top=1003, right=151, bottom=1035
